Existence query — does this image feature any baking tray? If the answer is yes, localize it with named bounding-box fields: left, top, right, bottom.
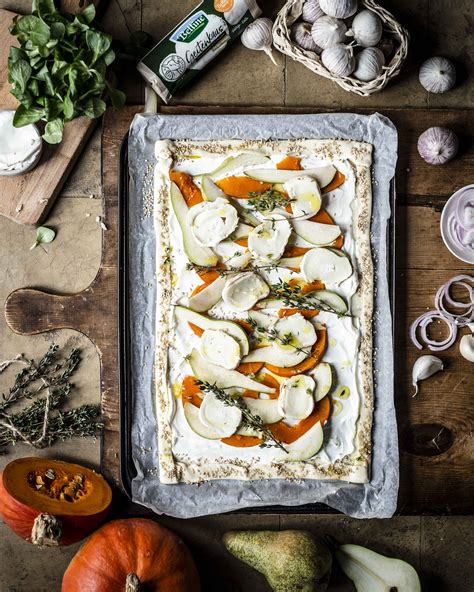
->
left=118, top=124, right=397, bottom=512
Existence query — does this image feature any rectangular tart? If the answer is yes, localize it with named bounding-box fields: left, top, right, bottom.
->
left=153, top=138, right=374, bottom=485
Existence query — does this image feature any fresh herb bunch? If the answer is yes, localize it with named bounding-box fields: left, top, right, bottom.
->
left=0, top=344, right=102, bottom=452
left=8, top=0, right=125, bottom=144
left=194, top=379, right=287, bottom=453
left=248, top=189, right=294, bottom=214
left=270, top=280, right=349, bottom=317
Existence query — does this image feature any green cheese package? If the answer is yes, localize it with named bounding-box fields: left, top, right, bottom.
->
left=137, top=0, right=262, bottom=103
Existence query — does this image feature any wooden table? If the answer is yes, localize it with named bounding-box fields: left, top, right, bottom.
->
left=6, top=104, right=473, bottom=515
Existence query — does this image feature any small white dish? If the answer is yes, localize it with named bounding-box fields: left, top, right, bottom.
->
left=0, top=109, right=43, bottom=177
left=440, top=185, right=474, bottom=265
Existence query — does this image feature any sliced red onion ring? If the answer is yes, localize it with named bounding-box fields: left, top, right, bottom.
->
left=410, top=274, right=473, bottom=350
left=410, top=311, right=458, bottom=351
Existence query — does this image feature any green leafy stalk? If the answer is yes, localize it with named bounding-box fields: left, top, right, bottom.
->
left=248, top=189, right=294, bottom=214
left=194, top=380, right=288, bottom=454
left=270, top=280, right=350, bottom=317
left=8, top=0, right=126, bottom=144
left=245, top=316, right=312, bottom=356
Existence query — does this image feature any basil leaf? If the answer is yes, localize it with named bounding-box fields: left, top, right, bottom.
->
left=15, top=15, right=41, bottom=35
left=13, top=104, right=44, bottom=127
left=63, top=94, right=74, bottom=120
left=30, top=226, right=56, bottom=250
left=80, top=3, right=95, bottom=24
left=9, top=46, right=27, bottom=63
left=85, top=30, right=111, bottom=62
left=83, top=97, right=106, bottom=118
left=42, top=118, right=64, bottom=143
left=9, top=59, right=32, bottom=94
left=106, top=82, right=126, bottom=109
left=30, top=19, right=51, bottom=46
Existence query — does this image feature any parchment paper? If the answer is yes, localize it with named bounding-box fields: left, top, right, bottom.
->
left=127, top=112, right=399, bottom=518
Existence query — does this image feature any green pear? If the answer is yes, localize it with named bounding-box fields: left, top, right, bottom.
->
left=223, top=530, right=332, bottom=592
left=336, top=543, right=421, bottom=592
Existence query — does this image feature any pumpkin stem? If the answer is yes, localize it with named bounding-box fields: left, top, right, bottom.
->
left=31, top=513, right=62, bottom=547
left=125, top=573, right=142, bottom=592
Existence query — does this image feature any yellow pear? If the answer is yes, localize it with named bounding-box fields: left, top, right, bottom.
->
left=223, top=530, right=332, bottom=592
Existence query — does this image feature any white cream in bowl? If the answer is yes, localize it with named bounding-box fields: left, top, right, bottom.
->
left=0, top=109, right=42, bottom=176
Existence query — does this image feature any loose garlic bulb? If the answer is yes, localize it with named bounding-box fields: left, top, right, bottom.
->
left=311, top=16, right=347, bottom=49
left=419, top=57, right=456, bottom=94
left=302, top=0, right=325, bottom=24
left=350, top=9, right=382, bottom=47
left=321, top=43, right=355, bottom=77
left=319, top=0, right=357, bottom=19
left=417, top=127, right=458, bottom=165
left=292, top=21, right=322, bottom=53
left=353, top=47, right=385, bottom=81
left=241, top=18, right=277, bottom=65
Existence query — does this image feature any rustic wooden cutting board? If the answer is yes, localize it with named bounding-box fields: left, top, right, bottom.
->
left=0, top=2, right=98, bottom=226
left=4, top=105, right=473, bottom=514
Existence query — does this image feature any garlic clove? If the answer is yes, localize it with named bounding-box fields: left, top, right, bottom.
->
left=412, top=355, right=444, bottom=397
left=417, top=127, right=458, bottom=166
left=459, top=334, right=474, bottom=362
left=419, top=56, right=456, bottom=94
left=241, top=18, right=277, bottom=65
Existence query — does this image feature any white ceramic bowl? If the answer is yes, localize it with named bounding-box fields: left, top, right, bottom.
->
left=0, top=109, right=43, bottom=177
left=440, top=185, right=474, bottom=264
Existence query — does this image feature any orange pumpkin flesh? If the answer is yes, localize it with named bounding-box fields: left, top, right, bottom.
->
left=62, top=518, right=200, bottom=592
left=215, top=176, right=272, bottom=198
left=0, top=457, right=111, bottom=546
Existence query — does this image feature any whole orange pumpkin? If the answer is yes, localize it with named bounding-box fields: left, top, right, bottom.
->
left=62, top=518, right=200, bottom=591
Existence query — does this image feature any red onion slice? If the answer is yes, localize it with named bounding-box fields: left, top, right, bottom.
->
left=410, top=311, right=458, bottom=351
left=410, top=274, right=473, bottom=350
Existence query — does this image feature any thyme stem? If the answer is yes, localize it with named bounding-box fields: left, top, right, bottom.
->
left=194, top=380, right=288, bottom=454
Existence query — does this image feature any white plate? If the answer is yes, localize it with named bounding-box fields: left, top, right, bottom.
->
left=440, top=185, right=474, bottom=265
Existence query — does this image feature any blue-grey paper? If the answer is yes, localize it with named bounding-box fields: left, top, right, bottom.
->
left=127, top=113, right=398, bottom=518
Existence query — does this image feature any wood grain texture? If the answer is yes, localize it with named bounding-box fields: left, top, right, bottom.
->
left=4, top=105, right=473, bottom=513
left=0, top=5, right=98, bottom=226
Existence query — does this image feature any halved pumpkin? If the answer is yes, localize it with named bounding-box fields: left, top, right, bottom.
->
left=0, top=457, right=111, bottom=547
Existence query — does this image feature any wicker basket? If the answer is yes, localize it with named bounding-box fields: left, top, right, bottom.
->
left=273, top=0, right=410, bottom=96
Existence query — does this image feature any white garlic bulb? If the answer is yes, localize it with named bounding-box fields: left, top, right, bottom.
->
left=319, top=0, right=357, bottom=19
left=311, top=16, right=347, bottom=49
left=321, top=43, right=355, bottom=77
left=419, top=56, right=456, bottom=94
left=302, top=0, right=325, bottom=24
left=241, top=18, right=277, bottom=65
left=350, top=9, right=382, bottom=47
left=292, top=21, right=322, bottom=53
left=460, top=334, right=474, bottom=362
left=353, top=47, right=385, bottom=81
left=417, top=127, right=458, bottom=165
left=412, top=355, right=443, bottom=396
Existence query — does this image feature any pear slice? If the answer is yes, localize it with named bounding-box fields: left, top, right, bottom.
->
left=187, top=276, right=226, bottom=313
left=201, top=175, right=260, bottom=226
left=175, top=305, right=249, bottom=355
left=222, top=272, right=270, bottom=311
left=170, top=182, right=218, bottom=267
left=209, top=153, right=270, bottom=180
left=279, top=255, right=304, bottom=269
left=301, top=248, right=352, bottom=284
left=336, top=544, right=421, bottom=592
left=231, top=222, right=254, bottom=240
left=199, top=392, right=242, bottom=437
left=189, top=349, right=276, bottom=394
left=200, top=329, right=242, bottom=370
left=241, top=345, right=308, bottom=367
left=312, top=362, right=333, bottom=401
left=246, top=165, right=336, bottom=187
left=247, top=309, right=275, bottom=329
left=243, top=398, right=283, bottom=424
left=275, top=420, right=324, bottom=461
left=255, top=290, right=348, bottom=316
left=292, top=220, right=341, bottom=246
left=183, top=402, right=224, bottom=440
